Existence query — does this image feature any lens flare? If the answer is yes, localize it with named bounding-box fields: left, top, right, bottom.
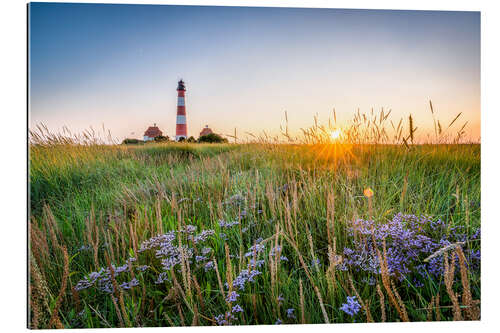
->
left=363, top=188, right=374, bottom=198
left=330, top=129, right=342, bottom=140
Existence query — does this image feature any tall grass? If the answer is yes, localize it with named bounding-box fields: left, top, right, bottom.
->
left=28, top=106, right=480, bottom=328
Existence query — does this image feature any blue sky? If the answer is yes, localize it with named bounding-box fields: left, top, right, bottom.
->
left=29, top=3, right=480, bottom=141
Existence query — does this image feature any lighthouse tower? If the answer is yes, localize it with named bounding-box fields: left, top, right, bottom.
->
left=175, top=79, right=187, bottom=141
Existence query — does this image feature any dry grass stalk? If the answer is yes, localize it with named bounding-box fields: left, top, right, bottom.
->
left=86, top=208, right=100, bottom=269
left=106, top=230, right=116, bottom=266
left=192, top=275, right=205, bottom=312
left=348, top=274, right=373, bottom=322
left=129, top=221, right=138, bottom=257
left=213, top=258, right=226, bottom=300
left=424, top=241, right=465, bottom=263
left=48, top=246, right=69, bottom=329
left=30, top=220, right=49, bottom=266
left=70, top=286, right=82, bottom=314
left=443, top=252, right=462, bottom=321
left=283, top=233, right=329, bottom=323
left=110, top=294, right=125, bottom=327
left=224, top=243, right=233, bottom=293
left=435, top=294, right=441, bottom=321
left=375, top=239, right=409, bottom=322
left=252, top=294, right=258, bottom=323
left=169, top=267, right=188, bottom=302
left=390, top=279, right=409, bottom=323
left=426, top=296, right=435, bottom=321
left=30, top=287, right=41, bottom=329
left=184, top=247, right=193, bottom=302
left=29, top=251, right=51, bottom=314
left=106, top=253, right=131, bottom=327
left=164, top=313, right=175, bottom=327
left=29, top=255, right=48, bottom=329
left=376, top=284, right=386, bottom=322
left=299, top=279, right=306, bottom=324
left=191, top=303, right=199, bottom=326
left=306, top=226, right=320, bottom=274
left=455, top=247, right=480, bottom=320
left=43, top=205, right=61, bottom=252
left=176, top=302, right=186, bottom=326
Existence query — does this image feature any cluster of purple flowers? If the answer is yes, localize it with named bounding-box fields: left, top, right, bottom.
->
left=75, top=257, right=138, bottom=293
left=244, top=243, right=265, bottom=258
left=155, top=272, right=169, bottom=284
left=204, top=261, right=215, bottom=272
left=214, top=312, right=237, bottom=325
left=119, top=278, right=139, bottom=290
left=225, top=194, right=245, bottom=206
left=269, top=245, right=289, bottom=262
left=248, top=259, right=265, bottom=268
left=136, top=265, right=149, bottom=272
left=180, top=225, right=197, bottom=234
left=218, top=219, right=240, bottom=228
left=77, top=225, right=217, bottom=294
left=192, top=229, right=215, bottom=244
left=311, top=258, right=321, bottom=268
left=226, top=291, right=240, bottom=303
left=232, top=304, right=244, bottom=313
left=340, top=296, right=362, bottom=316
left=338, top=213, right=481, bottom=282
left=231, top=268, right=262, bottom=290
left=195, top=255, right=207, bottom=262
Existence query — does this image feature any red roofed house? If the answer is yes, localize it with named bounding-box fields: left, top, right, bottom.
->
left=199, top=125, right=213, bottom=137
left=143, top=123, right=163, bottom=141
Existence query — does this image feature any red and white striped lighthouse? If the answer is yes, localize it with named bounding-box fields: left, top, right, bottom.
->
left=175, top=79, right=187, bottom=141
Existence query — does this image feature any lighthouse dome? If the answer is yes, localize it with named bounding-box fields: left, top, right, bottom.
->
left=177, top=79, right=186, bottom=91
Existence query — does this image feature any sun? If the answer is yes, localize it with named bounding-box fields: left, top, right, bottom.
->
left=330, top=129, right=342, bottom=140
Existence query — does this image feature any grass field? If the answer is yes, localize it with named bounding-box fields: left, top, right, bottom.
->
left=28, top=136, right=480, bottom=328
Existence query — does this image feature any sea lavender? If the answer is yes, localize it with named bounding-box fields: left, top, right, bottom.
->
left=338, top=213, right=481, bottom=281
left=340, top=296, right=361, bottom=316
left=232, top=304, right=244, bottom=313
left=226, top=291, right=240, bottom=303
left=204, top=261, right=215, bottom=272
left=219, top=220, right=240, bottom=228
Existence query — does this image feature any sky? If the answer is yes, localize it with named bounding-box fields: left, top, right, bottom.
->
left=28, top=3, right=480, bottom=142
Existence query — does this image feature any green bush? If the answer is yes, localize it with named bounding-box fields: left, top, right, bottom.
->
left=198, top=133, right=228, bottom=143
left=122, top=138, right=141, bottom=144
left=154, top=135, right=170, bottom=142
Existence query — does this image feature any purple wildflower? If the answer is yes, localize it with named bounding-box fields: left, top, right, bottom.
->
left=226, top=291, right=240, bottom=303
left=204, top=261, right=215, bottom=272
left=232, top=304, right=244, bottom=313
left=136, top=265, right=149, bottom=272
left=340, top=296, right=361, bottom=316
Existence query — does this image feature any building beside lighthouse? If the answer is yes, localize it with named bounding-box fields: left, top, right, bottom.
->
left=143, top=123, right=163, bottom=141
left=175, top=79, right=187, bottom=141
left=200, top=125, right=213, bottom=137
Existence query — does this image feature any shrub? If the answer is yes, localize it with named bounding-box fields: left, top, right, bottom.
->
left=154, top=135, right=170, bottom=142
left=187, top=136, right=196, bottom=143
left=198, top=133, right=228, bottom=143
left=122, top=138, right=141, bottom=144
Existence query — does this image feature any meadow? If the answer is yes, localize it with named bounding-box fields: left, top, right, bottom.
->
left=28, top=111, right=480, bottom=328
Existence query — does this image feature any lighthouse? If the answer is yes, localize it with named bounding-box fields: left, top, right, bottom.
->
left=175, top=79, right=187, bottom=141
